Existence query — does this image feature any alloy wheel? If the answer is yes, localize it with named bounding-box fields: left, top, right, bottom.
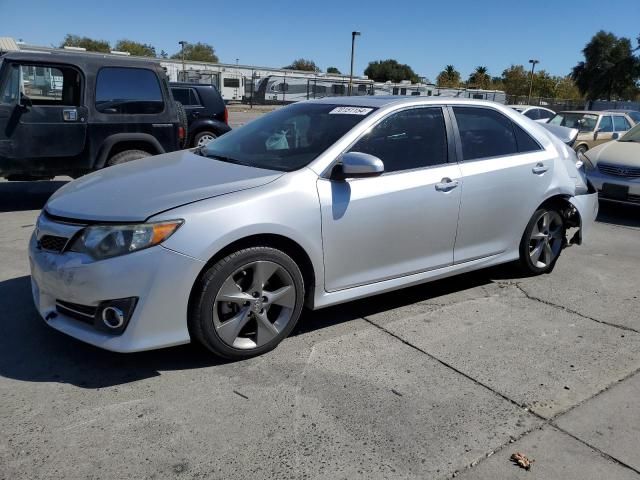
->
left=196, top=133, right=216, bottom=147
left=212, top=261, right=297, bottom=349
left=528, top=211, right=563, bottom=269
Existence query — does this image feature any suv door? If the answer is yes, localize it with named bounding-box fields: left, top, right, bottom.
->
left=450, top=106, right=553, bottom=263
left=0, top=62, right=87, bottom=170
left=317, top=106, right=461, bottom=291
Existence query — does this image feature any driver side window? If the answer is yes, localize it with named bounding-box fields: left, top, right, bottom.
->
left=598, top=116, right=613, bottom=133
left=348, top=107, right=448, bottom=173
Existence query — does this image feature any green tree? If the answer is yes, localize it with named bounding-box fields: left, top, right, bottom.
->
left=171, top=42, right=219, bottom=63
left=283, top=59, right=320, bottom=72
left=159, top=50, right=168, bottom=59
left=436, top=65, right=461, bottom=87
left=467, top=66, right=490, bottom=89
left=571, top=31, right=638, bottom=100
left=365, top=59, right=419, bottom=83
left=553, top=76, right=582, bottom=100
left=501, top=65, right=530, bottom=96
left=114, top=39, right=156, bottom=57
left=60, top=34, right=110, bottom=53
left=326, top=66, right=341, bottom=74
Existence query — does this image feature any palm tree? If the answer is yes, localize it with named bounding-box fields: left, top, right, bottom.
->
left=468, top=66, right=490, bottom=89
left=436, top=65, right=461, bottom=87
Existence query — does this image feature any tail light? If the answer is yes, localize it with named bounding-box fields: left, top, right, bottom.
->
left=224, top=106, right=229, bottom=125
left=178, top=126, right=185, bottom=141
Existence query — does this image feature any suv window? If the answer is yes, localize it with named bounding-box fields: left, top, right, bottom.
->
left=613, top=116, right=631, bottom=132
left=598, top=116, right=613, bottom=133
left=171, top=87, right=200, bottom=106
left=453, top=107, right=519, bottom=160
left=95, top=67, right=163, bottom=114
left=349, top=107, right=448, bottom=173
left=1, top=63, right=80, bottom=106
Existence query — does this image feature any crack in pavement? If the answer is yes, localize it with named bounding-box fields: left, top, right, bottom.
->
left=508, top=281, right=640, bottom=334
left=361, top=298, right=640, bottom=478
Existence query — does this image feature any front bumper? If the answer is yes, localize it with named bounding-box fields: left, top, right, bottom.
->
left=587, top=169, right=640, bottom=205
left=29, top=233, right=205, bottom=352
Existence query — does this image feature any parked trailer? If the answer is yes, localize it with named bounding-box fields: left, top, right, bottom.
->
left=253, top=75, right=374, bottom=104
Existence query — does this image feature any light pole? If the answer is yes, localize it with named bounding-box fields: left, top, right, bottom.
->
left=349, top=31, right=361, bottom=96
left=528, top=59, right=539, bottom=104
left=178, top=41, right=187, bottom=81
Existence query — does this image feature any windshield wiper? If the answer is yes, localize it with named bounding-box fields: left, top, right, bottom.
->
left=200, top=151, right=246, bottom=166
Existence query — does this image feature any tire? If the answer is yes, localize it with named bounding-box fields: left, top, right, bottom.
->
left=192, top=130, right=218, bottom=148
left=519, top=207, right=565, bottom=275
left=106, top=149, right=151, bottom=167
left=175, top=102, right=189, bottom=148
left=575, top=144, right=588, bottom=155
left=190, top=247, right=305, bottom=360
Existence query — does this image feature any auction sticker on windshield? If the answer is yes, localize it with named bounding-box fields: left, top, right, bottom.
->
left=329, top=107, right=373, bottom=115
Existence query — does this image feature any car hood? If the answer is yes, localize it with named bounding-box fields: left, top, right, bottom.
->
left=45, top=150, right=283, bottom=222
left=586, top=141, right=640, bottom=167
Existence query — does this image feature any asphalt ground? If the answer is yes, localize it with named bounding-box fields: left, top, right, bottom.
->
left=0, top=148, right=639, bottom=479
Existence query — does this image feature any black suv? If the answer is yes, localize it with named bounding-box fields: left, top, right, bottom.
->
left=0, top=51, right=185, bottom=179
left=170, top=82, right=231, bottom=147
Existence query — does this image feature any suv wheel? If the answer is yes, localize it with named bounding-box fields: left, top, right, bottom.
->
left=107, top=150, right=151, bottom=167
left=190, top=247, right=305, bottom=359
left=193, top=131, right=217, bottom=148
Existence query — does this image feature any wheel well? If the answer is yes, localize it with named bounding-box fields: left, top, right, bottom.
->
left=536, top=194, right=582, bottom=242
left=188, top=234, right=317, bottom=318
left=107, top=141, right=159, bottom=159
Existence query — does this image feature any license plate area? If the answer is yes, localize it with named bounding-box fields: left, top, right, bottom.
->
left=601, top=183, right=628, bottom=200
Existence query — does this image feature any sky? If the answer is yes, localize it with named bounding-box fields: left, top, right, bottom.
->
left=1, top=0, right=639, bottom=81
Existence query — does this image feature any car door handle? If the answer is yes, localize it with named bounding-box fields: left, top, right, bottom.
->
left=532, top=163, right=548, bottom=174
left=435, top=178, right=459, bottom=192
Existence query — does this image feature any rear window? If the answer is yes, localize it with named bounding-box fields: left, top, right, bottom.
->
left=95, top=67, right=163, bottom=114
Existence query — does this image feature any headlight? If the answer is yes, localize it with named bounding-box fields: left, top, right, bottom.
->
left=70, top=220, right=183, bottom=260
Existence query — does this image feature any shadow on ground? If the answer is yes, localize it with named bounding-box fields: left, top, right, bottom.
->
left=596, top=201, right=640, bottom=228
left=0, top=265, right=519, bottom=390
left=0, top=181, right=68, bottom=212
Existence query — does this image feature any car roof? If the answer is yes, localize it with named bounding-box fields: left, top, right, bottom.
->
left=604, top=109, right=639, bottom=113
left=558, top=110, right=626, bottom=116
left=307, top=96, right=505, bottom=109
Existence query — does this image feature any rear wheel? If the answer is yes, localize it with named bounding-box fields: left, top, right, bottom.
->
left=519, top=208, right=565, bottom=275
left=107, top=149, right=151, bottom=167
left=193, top=131, right=217, bottom=148
left=190, top=247, right=305, bottom=359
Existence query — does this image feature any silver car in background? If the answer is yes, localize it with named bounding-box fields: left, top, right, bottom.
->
left=29, top=97, right=598, bottom=359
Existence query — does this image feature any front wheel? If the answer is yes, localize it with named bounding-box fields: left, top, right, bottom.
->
left=190, top=247, right=305, bottom=359
left=193, top=131, right=217, bottom=148
left=519, top=208, right=565, bottom=275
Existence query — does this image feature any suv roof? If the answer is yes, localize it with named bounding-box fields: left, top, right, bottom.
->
left=1, top=50, right=160, bottom=69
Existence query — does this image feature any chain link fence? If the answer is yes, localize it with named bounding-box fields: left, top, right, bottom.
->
left=506, top=95, right=586, bottom=111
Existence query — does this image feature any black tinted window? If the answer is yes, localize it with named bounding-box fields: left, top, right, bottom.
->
left=350, top=107, right=447, bottom=173
left=539, top=109, right=553, bottom=120
left=96, top=67, right=163, bottom=114
left=513, top=122, right=542, bottom=152
left=453, top=107, right=518, bottom=160
left=171, top=87, right=190, bottom=105
left=524, top=109, right=539, bottom=120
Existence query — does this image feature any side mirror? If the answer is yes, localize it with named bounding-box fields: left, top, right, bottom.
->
left=334, top=152, right=384, bottom=179
left=19, top=93, right=32, bottom=109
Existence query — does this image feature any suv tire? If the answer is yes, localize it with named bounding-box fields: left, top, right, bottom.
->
left=193, top=131, right=218, bottom=148
left=107, top=149, right=151, bottom=167
left=175, top=102, right=189, bottom=148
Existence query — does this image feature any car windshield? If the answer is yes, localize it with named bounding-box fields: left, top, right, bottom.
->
left=201, top=103, right=376, bottom=172
left=548, top=112, right=598, bottom=131
left=619, top=124, right=640, bottom=142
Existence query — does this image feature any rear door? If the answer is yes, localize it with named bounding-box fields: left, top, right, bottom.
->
left=0, top=61, right=87, bottom=162
left=450, top=106, right=554, bottom=263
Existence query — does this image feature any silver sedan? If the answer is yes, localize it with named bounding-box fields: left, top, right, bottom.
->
left=29, top=97, right=598, bottom=359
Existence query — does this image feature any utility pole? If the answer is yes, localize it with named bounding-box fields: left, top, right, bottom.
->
left=178, top=41, right=187, bottom=81
left=349, top=31, right=361, bottom=96
left=528, top=59, right=539, bottom=104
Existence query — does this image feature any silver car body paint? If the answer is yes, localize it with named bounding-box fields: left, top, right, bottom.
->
left=29, top=97, right=598, bottom=352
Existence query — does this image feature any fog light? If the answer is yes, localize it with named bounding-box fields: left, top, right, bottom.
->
left=102, top=306, right=125, bottom=329
left=96, top=297, right=138, bottom=334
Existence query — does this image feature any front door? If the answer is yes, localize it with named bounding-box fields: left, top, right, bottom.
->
left=593, top=115, right=615, bottom=147
left=318, top=106, right=461, bottom=291
left=0, top=62, right=86, bottom=167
